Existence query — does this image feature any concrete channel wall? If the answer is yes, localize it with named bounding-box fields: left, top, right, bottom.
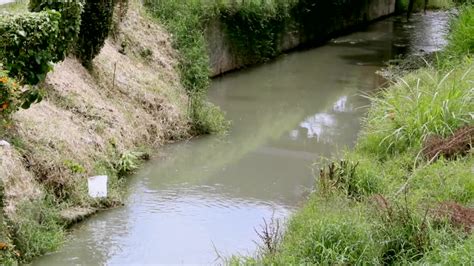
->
left=207, top=0, right=397, bottom=77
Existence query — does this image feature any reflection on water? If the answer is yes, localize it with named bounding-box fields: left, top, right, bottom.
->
left=34, top=12, right=450, bottom=265
left=300, top=113, right=336, bottom=141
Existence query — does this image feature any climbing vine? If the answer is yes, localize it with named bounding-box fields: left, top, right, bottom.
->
left=219, top=1, right=292, bottom=62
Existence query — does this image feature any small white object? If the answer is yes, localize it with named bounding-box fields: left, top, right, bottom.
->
left=0, top=140, right=11, bottom=148
left=88, top=175, right=108, bottom=198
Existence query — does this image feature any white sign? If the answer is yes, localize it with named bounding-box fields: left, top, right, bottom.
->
left=88, top=175, right=108, bottom=198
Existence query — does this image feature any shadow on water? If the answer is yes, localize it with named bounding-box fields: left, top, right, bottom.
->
left=34, top=11, right=451, bottom=265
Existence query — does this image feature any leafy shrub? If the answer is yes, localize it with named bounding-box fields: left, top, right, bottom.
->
left=76, top=0, right=114, bottom=67
left=115, top=151, right=142, bottom=177
left=0, top=68, right=43, bottom=120
left=0, top=69, right=21, bottom=118
left=190, top=96, right=230, bottom=135
left=0, top=11, right=61, bottom=84
left=29, top=0, right=84, bottom=63
left=145, top=0, right=210, bottom=94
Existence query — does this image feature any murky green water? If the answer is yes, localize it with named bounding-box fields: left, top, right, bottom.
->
left=34, top=12, right=449, bottom=265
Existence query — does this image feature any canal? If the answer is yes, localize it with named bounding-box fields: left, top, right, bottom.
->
left=34, top=11, right=450, bottom=265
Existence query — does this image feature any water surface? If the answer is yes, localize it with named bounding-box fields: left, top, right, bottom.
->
left=34, top=12, right=449, bottom=265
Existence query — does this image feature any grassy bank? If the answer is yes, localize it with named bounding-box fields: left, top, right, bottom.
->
left=235, top=4, right=474, bottom=265
left=0, top=1, right=194, bottom=263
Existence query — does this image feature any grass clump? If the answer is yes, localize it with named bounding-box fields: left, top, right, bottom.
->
left=419, top=234, right=474, bottom=264
left=358, top=63, right=473, bottom=159
left=439, top=4, right=474, bottom=67
left=275, top=197, right=382, bottom=265
left=10, top=197, right=64, bottom=262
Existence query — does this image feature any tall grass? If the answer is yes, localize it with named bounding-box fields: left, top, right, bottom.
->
left=10, top=197, right=64, bottom=262
left=440, top=4, right=474, bottom=67
left=358, top=63, right=473, bottom=159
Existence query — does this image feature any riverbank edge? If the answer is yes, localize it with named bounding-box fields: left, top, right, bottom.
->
left=0, top=1, right=194, bottom=263
left=232, top=5, right=474, bottom=265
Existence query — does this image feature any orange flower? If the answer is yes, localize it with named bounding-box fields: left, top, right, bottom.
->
left=0, top=102, right=9, bottom=111
left=0, top=77, right=8, bottom=84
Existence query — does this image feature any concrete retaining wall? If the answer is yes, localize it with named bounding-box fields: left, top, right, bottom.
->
left=207, top=0, right=396, bottom=77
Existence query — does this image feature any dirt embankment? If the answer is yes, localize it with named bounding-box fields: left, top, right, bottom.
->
left=0, top=1, right=190, bottom=230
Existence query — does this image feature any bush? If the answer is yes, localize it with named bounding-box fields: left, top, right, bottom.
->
left=0, top=11, right=61, bottom=84
left=0, top=69, right=21, bottom=118
left=75, top=0, right=114, bottom=67
left=29, top=0, right=84, bottom=63
left=0, top=68, right=44, bottom=119
left=145, top=0, right=211, bottom=94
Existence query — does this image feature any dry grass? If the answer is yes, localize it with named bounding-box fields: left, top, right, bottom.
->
left=435, top=202, right=474, bottom=233
left=0, top=146, right=42, bottom=220
left=423, top=125, right=474, bottom=161
left=1, top=0, right=191, bottom=218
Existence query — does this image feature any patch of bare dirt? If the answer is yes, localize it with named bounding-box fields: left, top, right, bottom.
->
left=423, top=126, right=474, bottom=161
left=434, top=202, right=474, bottom=233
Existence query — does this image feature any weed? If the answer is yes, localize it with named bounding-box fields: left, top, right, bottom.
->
left=115, top=151, right=143, bottom=177
left=64, top=160, right=86, bottom=174
left=254, top=216, right=282, bottom=256
left=139, top=48, right=153, bottom=61
left=190, top=96, right=230, bottom=135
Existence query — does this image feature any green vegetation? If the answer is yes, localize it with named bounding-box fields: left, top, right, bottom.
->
left=76, top=0, right=114, bottom=67
left=0, top=1, right=83, bottom=121
left=0, top=68, right=43, bottom=121
left=0, top=10, right=61, bottom=84
left=235, top=3, right=474, bottom=265
left=144, top=0, right=228, bottom=134
left=440, top=3, right=474, bottom=66
left=219, top=1, right=292, bottom=62
left=0, top=1, right=83, bottom=85
left=397, top=0, right=455, bottom=11
left=11, top=197, right=64, bottom=262
left=29, top=0, right=84, bottom=63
